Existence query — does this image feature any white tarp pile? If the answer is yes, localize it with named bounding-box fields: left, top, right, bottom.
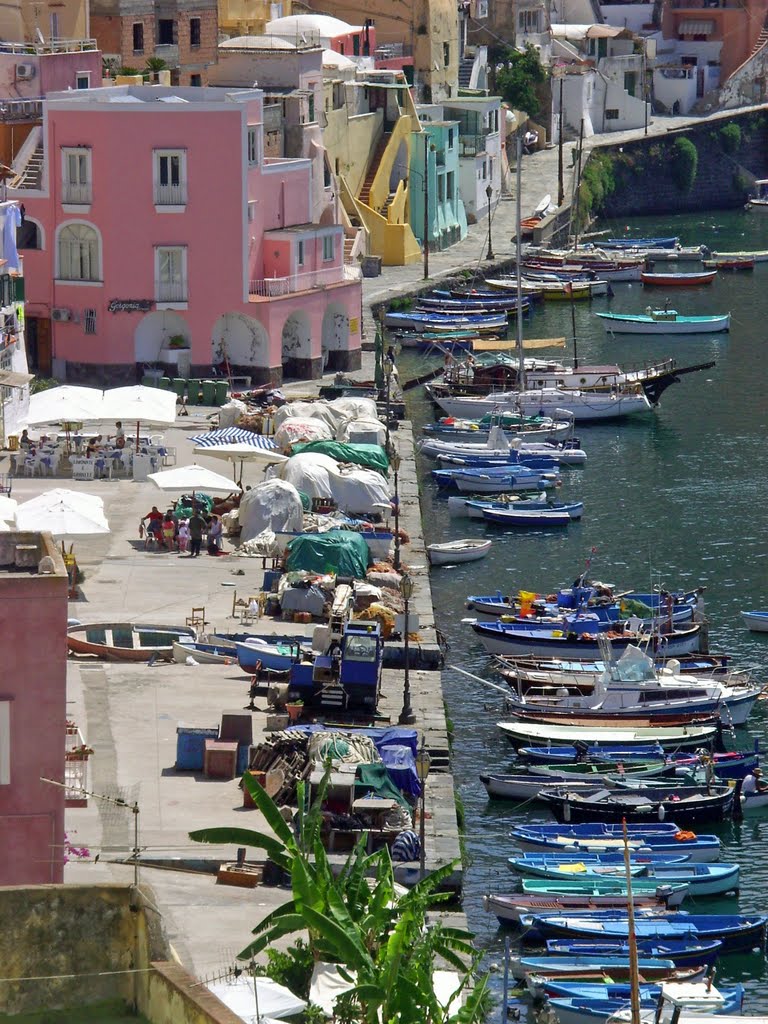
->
left=273, top=416, right=333, bottom=448
left=207, top=975, right=306, bottom=1024
left=340, top=417, right=386, bottom=446
left=277, top=452, right=391, bottom=516
left=238, top=479, right=304, bottom=543
left=218, top=398, right=248, bottom=428
left=274, top=397, right=382, bottom=445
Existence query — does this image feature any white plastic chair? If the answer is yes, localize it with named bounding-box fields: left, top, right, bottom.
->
left=149, top=433, right=165, bottom=446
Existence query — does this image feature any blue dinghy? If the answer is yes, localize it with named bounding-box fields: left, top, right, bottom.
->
left=525, top=912, right=768, bottom=953
left=232, top=636, right=311, bottom=672
left=544, top=937, right=722, bottom=968
left=513, top=955, right=678, bottom=980
left=543, top=981, right=744, bottom=1003
left=547, top=989, right=742, bottom=1024
left=511, top=825, right=721, bottom=864
left=517, top=745, right=666, bottom=764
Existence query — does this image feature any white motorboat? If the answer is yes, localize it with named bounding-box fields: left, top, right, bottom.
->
left=741, top=610, right=768, bottom=632
left=740, top=791, right=768, bottom=815
left=496, top=720, right=719, bottom=748
left=427, top=538, right=492, bottom=565
left=596, top=310, right=731, bottom=335
left=420, top=427, right=587, bottom=465
left=429, top=387, right=651, bottom=423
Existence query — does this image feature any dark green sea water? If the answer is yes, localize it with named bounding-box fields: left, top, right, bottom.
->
left=401, top=210, right=768, bottom=1007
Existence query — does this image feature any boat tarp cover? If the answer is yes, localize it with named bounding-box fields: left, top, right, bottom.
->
left=474, top=337, right=567, bottom=351
left=285, top=530, right=370, bottom=577
left=291, top=440, right=389, bottom=476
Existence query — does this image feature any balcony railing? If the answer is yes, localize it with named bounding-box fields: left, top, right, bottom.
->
left=156, top=280, right=188, bottom=302
left=249, top=264, right=348, bottom=297
left=62, top=181, right=92, bottom=204
left=154, top=182, right=187, bottom=205
left=0, top=38, right=97, bottom=54
left=459, top=133, right=489, bottom=157
left=0, top=99, right=42, bottom=122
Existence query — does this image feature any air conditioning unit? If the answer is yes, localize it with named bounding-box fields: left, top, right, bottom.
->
left=52, top=307, right=71, bottom=322
left=16, top=63, right=36, bottom=81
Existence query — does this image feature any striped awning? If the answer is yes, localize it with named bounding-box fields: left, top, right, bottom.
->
left=677, top=19, right=714, bottom=34
left=189, top=427, right=278, bottom=449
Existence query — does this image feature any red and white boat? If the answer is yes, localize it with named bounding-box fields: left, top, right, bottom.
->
left=641, top=271, right=716, bottom=286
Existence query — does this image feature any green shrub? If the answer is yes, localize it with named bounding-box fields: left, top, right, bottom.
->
left=670, top=137, right=698, bottom=192
left=733, top=170, right=751, bottom=197
left=719, top=123, right=741, bottom=153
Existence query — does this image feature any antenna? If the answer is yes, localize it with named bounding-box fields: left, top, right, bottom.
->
left=41, top=777, right=141, bottom=887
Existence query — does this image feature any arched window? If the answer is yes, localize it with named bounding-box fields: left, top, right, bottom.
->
left=17, top=218, right=42, bottom=250
left=58, top=223, right=99, bottom=281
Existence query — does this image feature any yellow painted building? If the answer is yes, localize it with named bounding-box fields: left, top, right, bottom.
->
left=323, top=69, right=422, bottom=265
left=219, top=0, right=293, bottom=37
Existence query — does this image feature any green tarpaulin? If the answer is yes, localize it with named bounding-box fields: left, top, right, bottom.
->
left=355, top=763, right=411, bottom=809
left=291, top=441, right=389, bottom=476
left=285, top=530, right=371, bottom=578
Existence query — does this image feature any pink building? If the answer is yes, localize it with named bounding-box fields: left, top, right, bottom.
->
left=0, top=532, right=68, bottom=885
left=11, top=84, right=362, bottom=383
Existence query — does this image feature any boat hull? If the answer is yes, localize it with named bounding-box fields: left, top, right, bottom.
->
left=67, top=623, right=196, bottom=661
left=433, top=391, right=651, bottom=422
left=473, top=622, right=702, bottom=658
left=427, top=539, right=492, bottom=564
left=542, top=788, right=735, bottom=826
left=496, top=720, right=717, bottom=749
left=741, top=610, right=768, bottom=632
left=596, top=312, right=731, bottom=335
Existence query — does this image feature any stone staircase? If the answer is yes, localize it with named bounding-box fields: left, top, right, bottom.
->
left=13, top=141, right=44, bottom=189
left=751, top=25, right=768, bottom=56
left=458, top=55, right=475, bottom=88
left=358, top=133, right=390, bottom=207
left=380, top=191, right=397, bottom=218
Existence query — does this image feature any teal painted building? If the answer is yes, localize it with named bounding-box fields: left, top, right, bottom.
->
left=409, top=119, right=467, bottom=252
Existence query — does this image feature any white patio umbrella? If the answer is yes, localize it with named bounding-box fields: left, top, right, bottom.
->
left=193, top=442, right=289, bottom=482
left=25, top=385, right=104, bottom=426
left=15, top=492, right=110, bottom=539
left=102, top=385, right=177, bottom=447
left=0, top=495, right=17, bottom=521
left=148, top=463, right=241, bottom=495
left=19, top=488, right=104, bottom=513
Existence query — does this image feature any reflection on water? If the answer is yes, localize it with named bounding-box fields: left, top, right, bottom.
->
left=401, top=210, right=768, bottom=1006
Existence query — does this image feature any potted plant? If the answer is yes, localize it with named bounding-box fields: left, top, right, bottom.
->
left=167, top=334, right=188, bottom=349
left=284, top=699, right=304, bottom=722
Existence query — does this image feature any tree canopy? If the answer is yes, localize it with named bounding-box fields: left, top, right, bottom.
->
left=493, top=45, right=546, bottom=118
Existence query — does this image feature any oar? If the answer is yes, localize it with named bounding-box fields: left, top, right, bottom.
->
left=447, top=663, right=510, bottom=696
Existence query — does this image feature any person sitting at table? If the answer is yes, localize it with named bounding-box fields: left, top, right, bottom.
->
left=141, top=506, right=164, bottom=550
left=85, top=435, right=103, bottom=457
left=19, top=429, right=31, bottom=449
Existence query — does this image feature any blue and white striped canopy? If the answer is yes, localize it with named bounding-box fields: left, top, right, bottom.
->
left=189, top=427, right=278, bottom=450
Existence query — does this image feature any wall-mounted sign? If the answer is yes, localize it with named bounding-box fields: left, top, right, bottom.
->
left=108, top=299, right=154, bottom=313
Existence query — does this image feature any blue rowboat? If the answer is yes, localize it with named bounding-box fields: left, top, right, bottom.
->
left=458, top=498, right=584, bottom=519
left=482, top=506, right=572, bottom=528
left=604, top=236, right=679, bottom=248
left=524, top=912, right=768, bottom=953
left=232, top=637, right=310, bottom=672
left=511, top=825, right=721, bottom=864
left=517, top=744, right=666, bottom=764
left=435, top=452, right=560, bottom=470
left=544, top=938, right=722, bottom=968
left=596, top=310, right=730, bottom=335
left=521, top=879, right=690, bottom=905
left=465, top=586, right=699, bottom=621
left=546, top=995, right=738, bottom=1024
left=512, top=955, right=679, bottom=980
left=475, top=620, right=703, bottom=659
left=542, top=981, right=743, bottom=1003
left=384, top=310, right=508, bottom=333
left=507, top=853, right=693, bottom=879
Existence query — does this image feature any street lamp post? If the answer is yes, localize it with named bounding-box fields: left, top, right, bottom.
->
left=384, top=359, right=392, bottom=453
left=485, top=182, right=494, bottom=261
left=415, top=742, right=432, bottom=874
left=391, top=449, right=402, bottom=570
left=398, top=572, right=416, bottom=725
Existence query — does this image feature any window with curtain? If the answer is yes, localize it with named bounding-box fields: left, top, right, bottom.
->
left=58, top=223, right=99, bottom=281
left=156, top=246, right=187, bottom=302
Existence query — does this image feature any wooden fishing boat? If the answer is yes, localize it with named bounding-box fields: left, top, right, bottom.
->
left=448, top=496, right=584, bottom=519
left=526, top=760, right=675, bottom=782
left=520, top=880, right=690, bottom=906
left=541, top=784, right=736, bottom=825
left=543, top=938, right=723, bottom=968
left=604, top=236, right=679, bottom=249
left=173, top=638, right=237, bottom=664
left=67, top=622, right=196, bottom=661
left=483, top=892, right=670, bottom=926
left=512, top=826, right=722, bottom=863
left=481, top=506, right=572, bottom=527
left=496, top=719, right=718, bottom=749
left=480, top=772, right=613, bottom=801
left=517, top=858, right=738, bottom=896
left=495, top=652, right=732, bottom=688
left=543, top=984, right=743, bottom=1024
left=526, top=912, right=768, bottom=953
left=474, top=620, right=703, bottom=658
left=427, top=538, right=492, bottom=565
left=740, top=790, right=768, bottom=815
left=702, top=257, right=754, bottom=271
left=596, top=310, right=730, bottom=335
left=384, top=310, right=508, bottom=333
left=524, top=966, right=706, bottom=1000
left=710, top=248, right=768, bottom=262
left=510, top=953, right=685, bottom=981
left=741, top=609, right=768, bottom=632
left=640, top=271, right=716, bottom=286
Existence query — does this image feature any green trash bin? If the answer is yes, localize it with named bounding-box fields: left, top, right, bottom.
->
left=186, top=379, right=201, bottom=405
left=172, top=378, right=187, bottom=399
left=201, top=379, right=216, bottom=406
left=159, top=377, right=171, bottom=390
left=214, top=380, right=229, bottom=406
left=141, top=375, right=156, bottom=388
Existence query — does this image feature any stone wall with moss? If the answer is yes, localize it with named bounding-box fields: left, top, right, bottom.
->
left=574, top=109, right=768, bottom=227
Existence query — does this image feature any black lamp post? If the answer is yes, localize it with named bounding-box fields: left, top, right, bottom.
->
left=485, top=182, right=494, bottom=260
left=398, top=572, right=416, bottom=725
left=391, top=449, right=402, bottom=570
left=415, top=742, right=431, bottom=874
left=384, top=359, right=392, bottom=453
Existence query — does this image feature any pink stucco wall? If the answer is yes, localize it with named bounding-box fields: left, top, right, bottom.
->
left=16, top=86, right=361, bottom=377
left=0, top=537, right=68, bottom=885
left=0, top=50, right=103, bottom=99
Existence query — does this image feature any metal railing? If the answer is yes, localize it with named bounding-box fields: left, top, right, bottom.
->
left=0, top=99, right=42, bottom=122
left=154, top=182, right=187, bottom=205
left=62, top=181, right=92, bottom=204
left=156, top=280, right=188, bottom=302
left=249, top=264, right=347, bottom=297
left=0, top=38, right=97, bottom=54
left=459, top=133, right=489, bottom=156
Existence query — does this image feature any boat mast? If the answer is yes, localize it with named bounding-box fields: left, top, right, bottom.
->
left=516, top=132, right=525, bottom=392
left=622, top=816, right=642, bottom=1024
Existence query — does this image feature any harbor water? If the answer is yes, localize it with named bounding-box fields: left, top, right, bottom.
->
left=401, top=210, right=768, bottom=1006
